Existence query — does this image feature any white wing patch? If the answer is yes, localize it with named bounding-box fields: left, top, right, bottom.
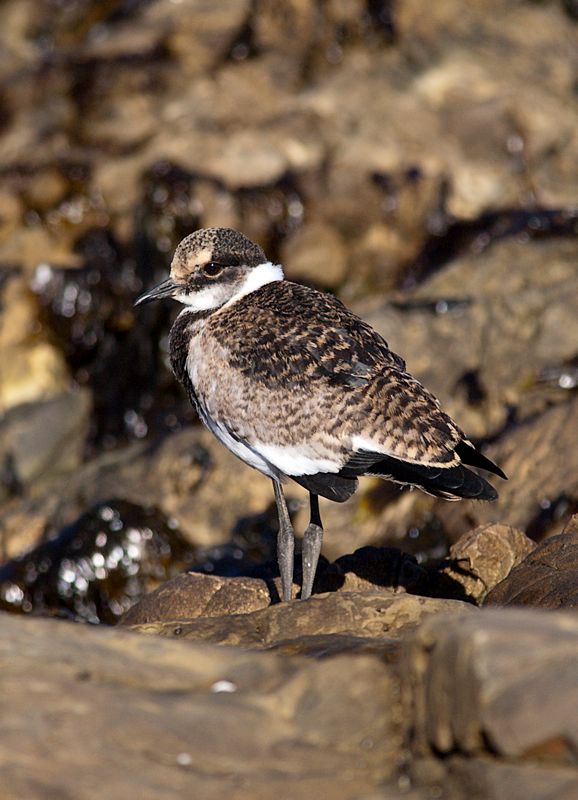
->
left=252, top=442, right=341, bottom=477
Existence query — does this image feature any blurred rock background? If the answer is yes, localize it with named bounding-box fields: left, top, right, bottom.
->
left=0, top=0, right=577, bottom=621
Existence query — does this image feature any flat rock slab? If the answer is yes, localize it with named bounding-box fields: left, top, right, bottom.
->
left=128, top=590, right=475, bottom=654
left=120, top=548, right=429, bottom=628
left=401, top=608, right=578, bottom=763
left=0, top=612, right=396, bottom=800
left=485, top=526, right=578, bottom=609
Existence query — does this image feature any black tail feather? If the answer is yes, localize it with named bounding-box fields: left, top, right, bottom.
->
left=364, top=454, right=498, bottom=501
left=456, top=440, right=507, bottom=480
left=291, top=439, right=504, bottom=504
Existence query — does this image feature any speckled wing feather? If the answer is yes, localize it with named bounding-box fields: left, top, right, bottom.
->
left=204, top=281, right=464, bottom=469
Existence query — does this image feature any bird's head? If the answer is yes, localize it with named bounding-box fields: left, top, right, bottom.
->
left=135, top=228, right=283, bottom=310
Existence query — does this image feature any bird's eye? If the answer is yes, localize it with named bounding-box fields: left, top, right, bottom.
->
left=203, top=262, right=224, bottom=277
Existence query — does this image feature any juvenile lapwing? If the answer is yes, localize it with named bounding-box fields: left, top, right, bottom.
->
left=136, top=228, right=506, bottom=601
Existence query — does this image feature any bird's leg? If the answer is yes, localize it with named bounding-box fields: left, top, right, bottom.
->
left=272, top=479, right=295, bottom=602
left=301, top=493, right=323, bottom=601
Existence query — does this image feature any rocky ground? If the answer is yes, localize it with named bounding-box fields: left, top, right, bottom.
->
left=0, top=1, right=577, bottom=798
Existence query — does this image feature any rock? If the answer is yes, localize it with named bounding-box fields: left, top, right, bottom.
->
left=400, top=609, right=578, bottom=761
left=120, top=546, right=429, bottom=628
left=0, top=187, right=22, bottom=240
left=436, top=396, right=578, bottom=542
left=329, top=546, right=427, bottom=594
left=120, top=572, right=271, bottom=626
left=0, top=500, right=196, bottom=623
left=484, top=528, right=578, bottom=609
left=433, top=524, right=535, bottom=604
left=395, top=0, right=578, bottom=213
left=0, top=425, right=276, bottom=564
left=145, top=0, right=250, bottom=78
left=363, top=237, right=578, bottom=439
left=0, top=612, right=397, bottom=799
left=281, top=221, right=348, bottom=288
left=21, top=168, right=68, bottom=211
left=563, top=513, right=578, bottom=536
left=445, top=759, right=578, bottom=800
left=0, top=389, right=91, bottom=502
left=127, top=591, right=475, bottom=654
left=0, top=275, right=70, bottom=410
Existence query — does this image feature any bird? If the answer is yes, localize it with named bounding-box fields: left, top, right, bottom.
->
left=135, top=227, right=506, bottom=602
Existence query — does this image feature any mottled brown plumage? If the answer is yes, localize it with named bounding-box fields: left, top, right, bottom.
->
left=136, top=228, right=506, bottom=601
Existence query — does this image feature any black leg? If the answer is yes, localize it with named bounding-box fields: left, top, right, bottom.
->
left=301, top=493, right=323, bottom=601
left=272, top=479, right=295, bottom=602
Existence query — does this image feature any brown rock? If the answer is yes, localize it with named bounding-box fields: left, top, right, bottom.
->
left=434, top=524, right=535, bottom=604
left=0, top=612, right=397, bottom=799
left=22, top=169, right=68, bottom=211
left=401, top=609, right=578, bottom=760
left=363, top=237, right=578, bottom=439
left=0, top=426, right=274, bottom=555
left=485, top=529, right=578, bottom=609
left=563, top=513, right=578, bottom=536
left=120, top=572, right=271, bottom=627
left=0, top=275, right=70, bottom=410
left=120, top=546, right=428, bottom=631
left=0, top=390, right=91, bottom=498
left=129, top=591, right=475, bottom=652
left=437, top=396, right=578, bottom=542
left=148, top=0, right=250, bottom=78
left=281, top=222, right=348, bottom=288
left=446, top=759, right=578, bottom=800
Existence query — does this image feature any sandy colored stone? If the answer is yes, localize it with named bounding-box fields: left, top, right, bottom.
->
left=0, top=390, right=91, bottom=493
left=120, top=572, right=272, bottom=626
left=0, top=276, right=70, bottom=410
left=435, top=524, right=535, bottom=604
left=401, top=608, right=578, bottom=760
left=281, top=221, right=348, bottom=288
left=0, top=611, right=396, bottom=800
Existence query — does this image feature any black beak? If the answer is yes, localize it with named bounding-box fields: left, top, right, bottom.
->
left=134, top=278, right=181, bottom=307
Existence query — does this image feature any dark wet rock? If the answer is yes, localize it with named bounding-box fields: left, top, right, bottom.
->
left=120, top=572, right=271, bottom=627
left=0, top=389, right=91, bottom=503
left=127, top=591, right=475, bottom=652
left=401, top=609, right=578, bottom=762
left=432, top=524, right=535, bottom=605
left=0, top=500, right=196, bottom=623
left=29, top=234, right=191, bottom=450
left=0, top=612, right=397, bottom=799
left=484, top=527, right=578, bottom=610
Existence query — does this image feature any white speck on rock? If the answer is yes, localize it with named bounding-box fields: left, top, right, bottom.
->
left=210, top=680, right=237, bottom=694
